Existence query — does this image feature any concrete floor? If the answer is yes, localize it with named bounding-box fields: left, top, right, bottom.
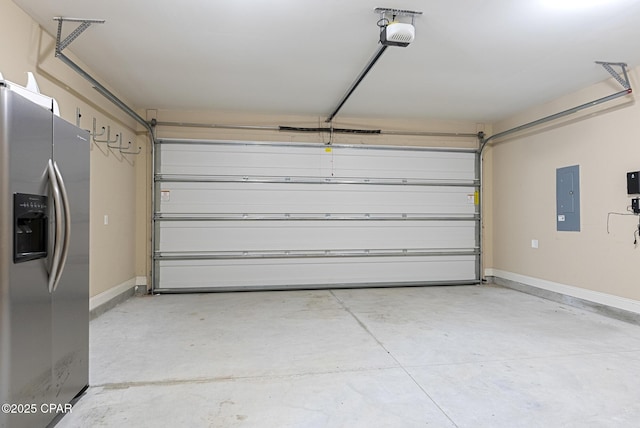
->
left=58, top=284, right=640, bottom=427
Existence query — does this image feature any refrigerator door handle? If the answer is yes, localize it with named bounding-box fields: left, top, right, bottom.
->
left=47, top=159, right=63, bottom=293
left=52, top=161, right=71, bottom=293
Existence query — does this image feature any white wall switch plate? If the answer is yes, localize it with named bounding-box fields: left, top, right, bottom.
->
left=531, top=239, right=539, bottom=249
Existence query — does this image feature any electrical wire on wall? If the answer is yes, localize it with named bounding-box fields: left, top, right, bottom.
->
left=607, top=210, right=640, bottom=246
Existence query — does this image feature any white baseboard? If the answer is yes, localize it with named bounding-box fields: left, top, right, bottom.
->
left=89, top=276, right=147, bottom=311
left=90, top=278, right=137, bottom=312
left=485, top=268, right=640, bottom=315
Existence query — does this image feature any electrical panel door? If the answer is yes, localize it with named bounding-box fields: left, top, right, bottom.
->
left=556, top=165, right=580, bottom=232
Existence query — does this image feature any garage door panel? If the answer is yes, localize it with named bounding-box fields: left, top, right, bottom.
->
left=154, top=139, right=480, bottom=291
left=160, top=144, right=327, bottom=176
left=159, top=144, right=475, bottom=182
left=332, top=149, right=476, bottom=181
left=158, top=221, right=477, bottom=252
left=157, top=256, right=477, bottom=290
left=159, top=183, right=477, bottom=215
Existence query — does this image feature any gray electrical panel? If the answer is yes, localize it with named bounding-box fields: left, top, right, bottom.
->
left=556, top=165, right=580, bottom=232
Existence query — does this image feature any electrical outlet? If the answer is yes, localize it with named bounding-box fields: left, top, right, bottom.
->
left=104, top=215, right=109, bottom=225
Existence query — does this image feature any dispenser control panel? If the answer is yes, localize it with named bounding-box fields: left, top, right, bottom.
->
left=14, top=193, right=48, bottom=263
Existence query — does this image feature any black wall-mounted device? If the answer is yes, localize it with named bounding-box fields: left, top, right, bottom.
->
left=627, top=171, right=640, bottom=194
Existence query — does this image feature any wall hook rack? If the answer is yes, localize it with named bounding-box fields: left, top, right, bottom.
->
left=93, top=125, right=118, bottom=145
left=107, top=133, right=130, bottom=150
left=88, top=118, right=140, bottom=154
left=90, top=117, right=106, bottom=140
left=120, top=143, right=142, bottom=155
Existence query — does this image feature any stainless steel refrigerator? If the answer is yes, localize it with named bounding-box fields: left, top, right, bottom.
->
left=0, top=80, right=90, bottom=427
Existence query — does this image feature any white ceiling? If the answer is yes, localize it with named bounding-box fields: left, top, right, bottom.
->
left=12, top=0, right=640, bottom=123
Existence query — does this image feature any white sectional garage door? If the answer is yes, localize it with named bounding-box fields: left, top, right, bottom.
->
left=153, top=139, right=480, bottom=292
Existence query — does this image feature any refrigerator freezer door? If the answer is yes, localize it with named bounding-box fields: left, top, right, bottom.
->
left=51, top=116, right=90, bottom=406
left=0, top=86, right=55, bottom=428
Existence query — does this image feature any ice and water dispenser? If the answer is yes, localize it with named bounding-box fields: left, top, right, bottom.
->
left=13, top=193, right=48, bottom=263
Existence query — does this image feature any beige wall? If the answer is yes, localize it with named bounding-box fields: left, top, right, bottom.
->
left=488, top=65, right=640, bottom=301
left=1, top=0, right=145, bottom=298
